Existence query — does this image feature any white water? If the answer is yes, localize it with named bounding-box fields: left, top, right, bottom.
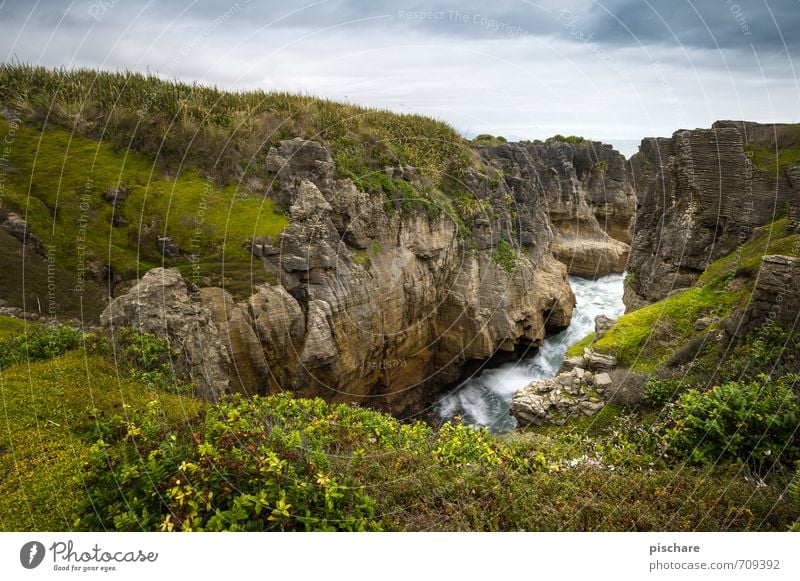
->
left=437, top=274, right=626, bottom=432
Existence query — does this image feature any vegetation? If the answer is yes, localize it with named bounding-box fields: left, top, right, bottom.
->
left=491, top=240, right=518, bottom=273
left=743, top=124, right=800, bottom=173
left=666, top=375, right=799, bottom=471
left=471, top=134, right=508, bottom=146
left=547, top=134, right=591, bottom=145
left=0, top=64, right=472, bottom=207
left=0, top=316, right=794, bottom=531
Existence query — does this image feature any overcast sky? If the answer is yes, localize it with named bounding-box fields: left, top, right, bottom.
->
left=2, top=0, right=799, bottom=153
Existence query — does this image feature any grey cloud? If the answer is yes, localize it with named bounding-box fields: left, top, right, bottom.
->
left=587, top=0, right=800, bottom=55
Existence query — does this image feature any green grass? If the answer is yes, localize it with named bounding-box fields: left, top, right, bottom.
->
left=0, top=64, right=470, bottom=188
left=699, top=217, right=799, bottom=284
left=492, top=240, right=518, bottom=273
left=0, top=350, right=201, bottom=530
left=0, top=315, right=28, bottom=341
left=590, top=285, right=739, bottom=372
left=0, top=323, right=793, bottom=531
left=745, top=143, right=800, bottom=173
left=565, top=332, right=596, bottom=357
left=570, top=217, right=798, bottom=372
left=1, top=119, right=289, bottom=308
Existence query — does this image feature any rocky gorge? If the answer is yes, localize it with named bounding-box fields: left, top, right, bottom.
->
left=100, top=136, right=636, bottom=415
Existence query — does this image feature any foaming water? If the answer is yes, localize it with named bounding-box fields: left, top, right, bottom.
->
left=437, top=274, right=625, bottom=432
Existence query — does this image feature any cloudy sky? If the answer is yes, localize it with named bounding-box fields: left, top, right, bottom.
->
left=2, top=0, right=799, bottom=153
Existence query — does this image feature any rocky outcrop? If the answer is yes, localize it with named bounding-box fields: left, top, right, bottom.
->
left=100, top=268, right=233, bottom=400
left=510, top=367, right=610, bottom=426
left=625, top=121, right=800, bottom=310
left=103, top=135, right=636, bottom=414
left=472, top=139, right=636, bottom=278
left=1, top=211, right=45, bottom=256
left=740, top=255, right=800, bottom=333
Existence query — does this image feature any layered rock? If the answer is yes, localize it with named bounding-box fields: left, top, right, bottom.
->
left=99, top=268, right=233, bottom=400
left=102, top=135, right=636, bottom=413
left=510, top=367, right=611, bottom=427
left=472, top=139, right=636, bottom=278
left=740, top=255, right=800, bottom=333
left=625, top=121, right=800, bottom=310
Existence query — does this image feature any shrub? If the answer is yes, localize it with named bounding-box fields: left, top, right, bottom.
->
left=492, top=240, right=518, bottom=273
left=0, top=323, right=82, bottom=367
left=790, top=466, right=800, bottom=531
left=642, top=377, right=683, bottom=408
left=75, top=395, right=383, bottom=531
left=666, top=376, right=800, bottom=471
left=107, top=327, right=191, bottom=394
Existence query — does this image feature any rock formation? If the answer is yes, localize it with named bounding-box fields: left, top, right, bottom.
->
left=472, top=139, right=636, bottom=278
left=740, top=254, right=800, bottom=333
left=510, top=367, right=611, bottom=427
left=625, top=121, right=800, bottom=310
left=100, top=135, right=636, bottom=413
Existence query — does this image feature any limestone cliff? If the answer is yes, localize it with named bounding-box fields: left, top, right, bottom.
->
left=472, top=140, right=635, bottom=278
left=625, top=121, right=800, bottom=310
left=101, top=136, right=635, bottom=414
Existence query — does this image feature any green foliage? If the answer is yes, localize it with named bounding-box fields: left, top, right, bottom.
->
left=699, top=218, right=799, bottom=285
left=593, top=160, right=608, bottom=173
left=472, top=134, right=508, bottom=146
left=565, top=332, right=596, bottom=357
left=642, top=378, right=684, bottom=408
left=666, top=376, right=800, bottom=471
left=75, top=395, right=381, bottom=531
left=790, top=467, right=800, bottom=531
left=743, top=125, right=800, bottom=173
left=547, top=134, right=590, bottom=145
left=0, top=315, right=28, bottom=341
left=0, top=119, right=289, bottom=307
left=492, top=240, right=518, bottom=273
left=0, top=351, right=201, bottom=530
left=0, top=64, right=468, bottom=188
left=104, top=327, right=192, bottom=395
left=74, top=394, right=535, bottom=531
left=0, top=323, right=82, bottom=367
left=720, top=320, right=800, bottom=381
left=592, top=284, right=741, bottom=371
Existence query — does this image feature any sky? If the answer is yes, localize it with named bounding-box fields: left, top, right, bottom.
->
left=1, top=0, right=799, bottom=154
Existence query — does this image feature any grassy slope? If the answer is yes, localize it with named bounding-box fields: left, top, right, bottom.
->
left=568, top=218, right=800, bottom=371
left=0, top=316, right=792, bottom=531
left=0, top=64, right=470, bottom=188
left=0, top=350, right=201, bottom=530
left=1, top=119, right=288, bottom=310
left=0, top=65, right=484, bottom=314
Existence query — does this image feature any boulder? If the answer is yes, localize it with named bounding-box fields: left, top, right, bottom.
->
left=510, top=367, right=607, bottom=427
left=584, top=348, right=617, bottom=370
left=99, top=268, right=231, bottom=400
left=594, top=314, right=617, bottom=339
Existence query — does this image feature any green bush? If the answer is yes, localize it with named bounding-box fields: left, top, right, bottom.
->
left=492, top=240, right=518, bottom=273
left=0, top=323, right=82, bottom=367
left=75, top=394, right=383, bottom=531
left=790, top=466, right=800, bottom=531
left=666, top=376, right=800, bottom=470
left=107, top=327, right=191, bottom=394
left=73, top=393, right=533, bottom=531
left=642, top=378, right=683, bottom=408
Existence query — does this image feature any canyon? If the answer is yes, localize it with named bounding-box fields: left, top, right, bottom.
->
left=100, top=137, right=636, bottom=414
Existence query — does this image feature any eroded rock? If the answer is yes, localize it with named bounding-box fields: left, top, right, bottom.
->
left=510, top=367, right=608, bottom=426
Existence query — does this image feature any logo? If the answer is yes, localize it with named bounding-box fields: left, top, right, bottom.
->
left=20, top=541, right=46, bottom=569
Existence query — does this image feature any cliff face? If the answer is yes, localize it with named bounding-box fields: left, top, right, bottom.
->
left=625, top=121, right=800, bottom=310
left=473, top=140, right=635, bottom=278
left=101, top=136, right=634, bottom=414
